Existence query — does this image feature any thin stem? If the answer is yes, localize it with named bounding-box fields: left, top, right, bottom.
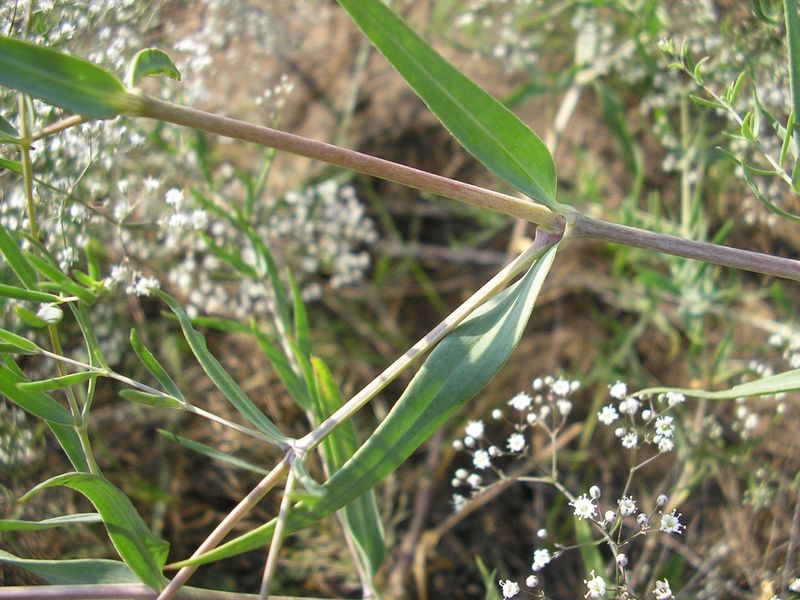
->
left=135, top=95, right=564, bottom=233
left=570, top=213, right=800, bottom=281
left=0, top=583, right=324, bottom=599
left=31, top=114, right=89, bottom=142
left=157, top=456, right=292, bottom=600
left=258, top=468, right=296, bottom=600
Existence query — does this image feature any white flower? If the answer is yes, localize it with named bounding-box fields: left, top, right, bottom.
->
left=637, top=513, right=649, bottom=528
left=465, top=420, right=485, bottom=439
left=584, top=570, right=606, bottom=598
left=655, top=415, right=674, bottom=438
left=466, top=473, right=482, bottom=488
left=618, top=496, right=637, bottom=516
left=525, top=575, right=538, bottom=587
left=665, top=391, right=685, bottom=407
left=658, top=438, right=674, bottom=453
left=143, top=176, right=161, bottom=191
left=473, top=450, right=491, bottom=470
left=452, top=440, right=464, bottom=451
left=128, top=275, right=159, bottom=297
left=557, top=399, right=572, bottom=416
left=660, top=510, right=684, bottom=534
left=165, top=187, right=184, bottom=208
left=508, top=392, right=533, bottom=411
left=488, top=445, right=500, bottom=457
left=532, top=377, right=544, bottom=390
left=499, top=579, right=520, bottom=598
left=615, top=553, right=627, bottom=567
left=536, top=528, right=547, bottom=538
left=621, top=431, right=638, bottom=449
left=492, top=408, right=503, bottom=420
left=452, top=494, right=467, bottom=513
left=570, top=494, right=597, bottom=520
left=455, top=468, right=468, bottom=480
left=507, top=433, right=526, bottom=453
left=653, top=579, right=674, bottom=599
left=619, top=396, right=641, bottom=415
left=609, top=381, right=627, bottom=400
left=657, top=494, right=668, bottom=506
left=551, top=377, right=571, bottom=396
left=597, top=405, right=619, bottom=425
left=589, top=485, right=601, bottom=499
left=532, top=548, right=552, bottom=571
left=789, top=577, right=800, bottom=592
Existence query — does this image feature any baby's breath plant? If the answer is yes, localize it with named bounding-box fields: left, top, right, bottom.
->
left=1, top=1, right=800, bottom=600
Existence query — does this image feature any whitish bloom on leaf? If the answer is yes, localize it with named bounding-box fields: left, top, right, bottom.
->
left=618, top=495, right=637, bottom=516
left=532, top=548, right=552, bottom=571
left=465, top=420, right=485, bottom=439
left=499, top=580, right=520, bottom=598
left=509, top=392, right=533, bottom=411
left=654, top=579, right=674, bottom=599
left=584, top=570, right=606, bottom=598
left=570, top=494, right=597, bottom=520
left=473, top=450, right=491, bottom=470
left=598, top=405, right=619, bottom=425
left=660, top=510, right=685, bottom=534
left=507, top=432, right=526, bottom=452
left=609, top=381, right=627, bottom=400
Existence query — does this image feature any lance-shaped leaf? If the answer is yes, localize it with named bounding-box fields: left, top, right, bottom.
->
left=126, top=48, right=181, bottom=87
left=337, top=0, right=558, bottom=209
left=0, top=513, right=102, bottom=531
left=153, top=290, right=288, bottom=446
left=158, top=429, right=268, bottom=475
left=170, top=244, right=558, bottom=567
left=0, top=224, right=37, bottom=289
left=0, top=550, right=139, bottom=585
left=20, top=473, right=169, bottom=591
left=639, top=367, right=800, bottom=399
left=0, top=283, right=58, bottom=303
left=0, top=35, right=137, bottom=119
left=0, top=362, right=71, bottom=423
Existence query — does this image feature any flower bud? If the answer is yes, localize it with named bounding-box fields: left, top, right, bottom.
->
left=36, top=304, right=63, bottom=325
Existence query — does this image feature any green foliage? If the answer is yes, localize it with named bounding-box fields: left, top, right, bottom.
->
left=126, top=48, right=181, bottom=87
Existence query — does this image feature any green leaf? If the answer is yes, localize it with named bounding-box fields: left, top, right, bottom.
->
left=688, top=94, right=727, bottom=111
left=0, top=328, right=41, bottom=353
left=639, top=367, right=800, bottom=399
left=785, top=0, right=800, bottom=149
left=288, top=270, right=312, bottom=358
left=336, top=0, right=558, bottom=209
left=0, top=550, right=139, bottom=585
left=0, top=114, right=19, bottom=143
left=0, top=513, right=102, bottom=531
left=0, top=224, right=37, bottom=289
left=158, top=429, right=268, bottom=474
left=25, top=252, right=97, bottom=305
left=47, top=421, right=91, bottom=472
left=575, top=517, right=605, bottom=580
left=312, top=356, right=385, bottom=577
left=0, top=362, right=73, bottom=424
left=171, top=244, right=558, bottom=568
left=152, top=290, right=288, bottom=445
left=20, top=473, right=169, bottom=591
left=119, top=389, right=185, bottom=410
left=126, top=48, right=181, bottom=87
left=252, top=325, right=311, bottom=408
left=0, top=156, right=22, bottom=173
left=129, top=329, right=184, bottom=401
left=18, top=371, right=101, bottom=392
left=13, top=305, right=48, bottom=328
left=0, top=35, right=136, bottom=119
left=475, top=557, right=502, bottom=600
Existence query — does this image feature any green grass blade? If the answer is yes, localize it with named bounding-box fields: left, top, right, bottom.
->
left=0, top=224, right=37, bottom=289
left=0, top=513, right=102, bottom=531
left=129, top=329, right=184, bottom=401
left=336, top=0, right=558, bottom=209
left=119, top=389, right=185, bottom=410
left=252, top=325, right=311, bottom=408
left=0, top=35, right=135, bottom=119
left=126, top=48, right=181, bottom=87
left=18, top=371, right=101, bottom=392
left=171, top=244, right=558, bottom=567
left=153, top=290, right=288, bottom=445
left=158, top=429, right=268, bottom=475
left=640, top=367, right=800, bottom=399
left=20, top=473, right=169, bottom=591
left=0, top=550, right=138, bottom=585
left=785, top=0, right=800, bottom=154
left=288, top=270, right=312, bottom=358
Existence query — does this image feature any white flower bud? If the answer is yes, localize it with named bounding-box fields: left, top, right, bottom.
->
left=657, top=494, right=668, bottom=506
left=36, top=304, right=63, bottom=325
left=589, top=485, right=601, bottom=499
left=616, top=553, right=628, bottom=567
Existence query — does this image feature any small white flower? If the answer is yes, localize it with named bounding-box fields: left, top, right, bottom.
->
left=621, top=431, right=638, bottom=449
left=665, top=391, right=685, bottom=407
left=455, top=468, right=468, bottom=480
left=466, top=473, right=482, bottom=489
left=570, top=494, right=597, bottom=520
left=508, top=392, right=533, bottom=411
left=551, top=377, right=571, bottom=396
left=584, top=570, right=606, bottom=598
left=492, top=409, right=503, bottom=420
left=604, top=510, right=616, bottom=524
left=532, top=377, right=544, bottom=390
left=609, top=381, right=627, bottom=400
left=452, top=494, right=467, bottom=513
left=618, top=496, right=637, bottom=516
left=655, top=415, right=674, bottom=438
left=499, top=579, right=520, bottom=598
left=526, top=413, right=537, bottom=424
left=653, top=579, right=674, bottom=599
left=619, top=396, right=641, bottom=415
left=507, top=433, right=526, bottom=453
left=659, top=510, right=684, bottom=534
left=557, top=399, right=572, bottom=416
left=452, top=439, right=464, bottom=451
left=464, top=436, right=476, bottom=448
left=597, top=405, right=619, bottom=425
left=658, top=438, right=674, bottom=453
left=525, top=575, right=539, bottom=587
left=465, top=420, right=485, bottom=439
left=789, top=577, right=800, bottom=592
left=657, top=494, right=668, bottom=506
left=143, top=176, right=161, bottom=191
left=589, top=485, right=601, bottom=499
left=531, top=548, right=552, bottom=571
left=473, top=450, right=491, bottom=470
left=536, top=528, right=547, bottom=538
left=616, top=553, right=628, bottom=567
left=488, top=445, right=500, bottom=457
left=165, top=187, right=184, bottom=208
left=637, top=513, right=649, bottom=528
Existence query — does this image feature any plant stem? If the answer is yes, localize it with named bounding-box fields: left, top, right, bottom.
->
left=570, top=213, right=800, bottom=281
left=258, top=468, right=296, bottom=600
left=135, top=95, right=565, bottom=232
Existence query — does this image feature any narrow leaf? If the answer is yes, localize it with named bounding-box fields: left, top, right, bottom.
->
left=0, top=35, right=135, bottom=119
left=0, top=328, right=41, bottom=353
left=0, top=513, right=102, bottom=531
left=336, top=0, right=558, bottom=209
left=129, top=329, right=184, bottom=401
left=0, top=362, right=72, bottom=424
left=126, top=48, right=181, bottom=87
left=252, top=325, right=310, bottom=408
left=13, top=305, right=49, bottom=328
left=152, top=290, right=288, bottom=445
left=0, top=224, right=37, bottom=289
left=47, top=422, right=91, bottom=472
left=19, top=371, right=101, bottom=392
left=0, top=550, right=138, bottom=585
left=119, top=389, right=185, bottom=410
left=20, top=473, right=169, bottom=591
left=171, top=244, right=558, bottom=567
left=639, top=367, right=800, bottom=399
left=0, top=156, right=22, bottom=173
left=158, top=429, right=268, bottom=474
left=288, top=270, right=312, bottom=358
left=25, top=253, right=96, bottom=304
left=785, top=0, right=800, bottom=149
